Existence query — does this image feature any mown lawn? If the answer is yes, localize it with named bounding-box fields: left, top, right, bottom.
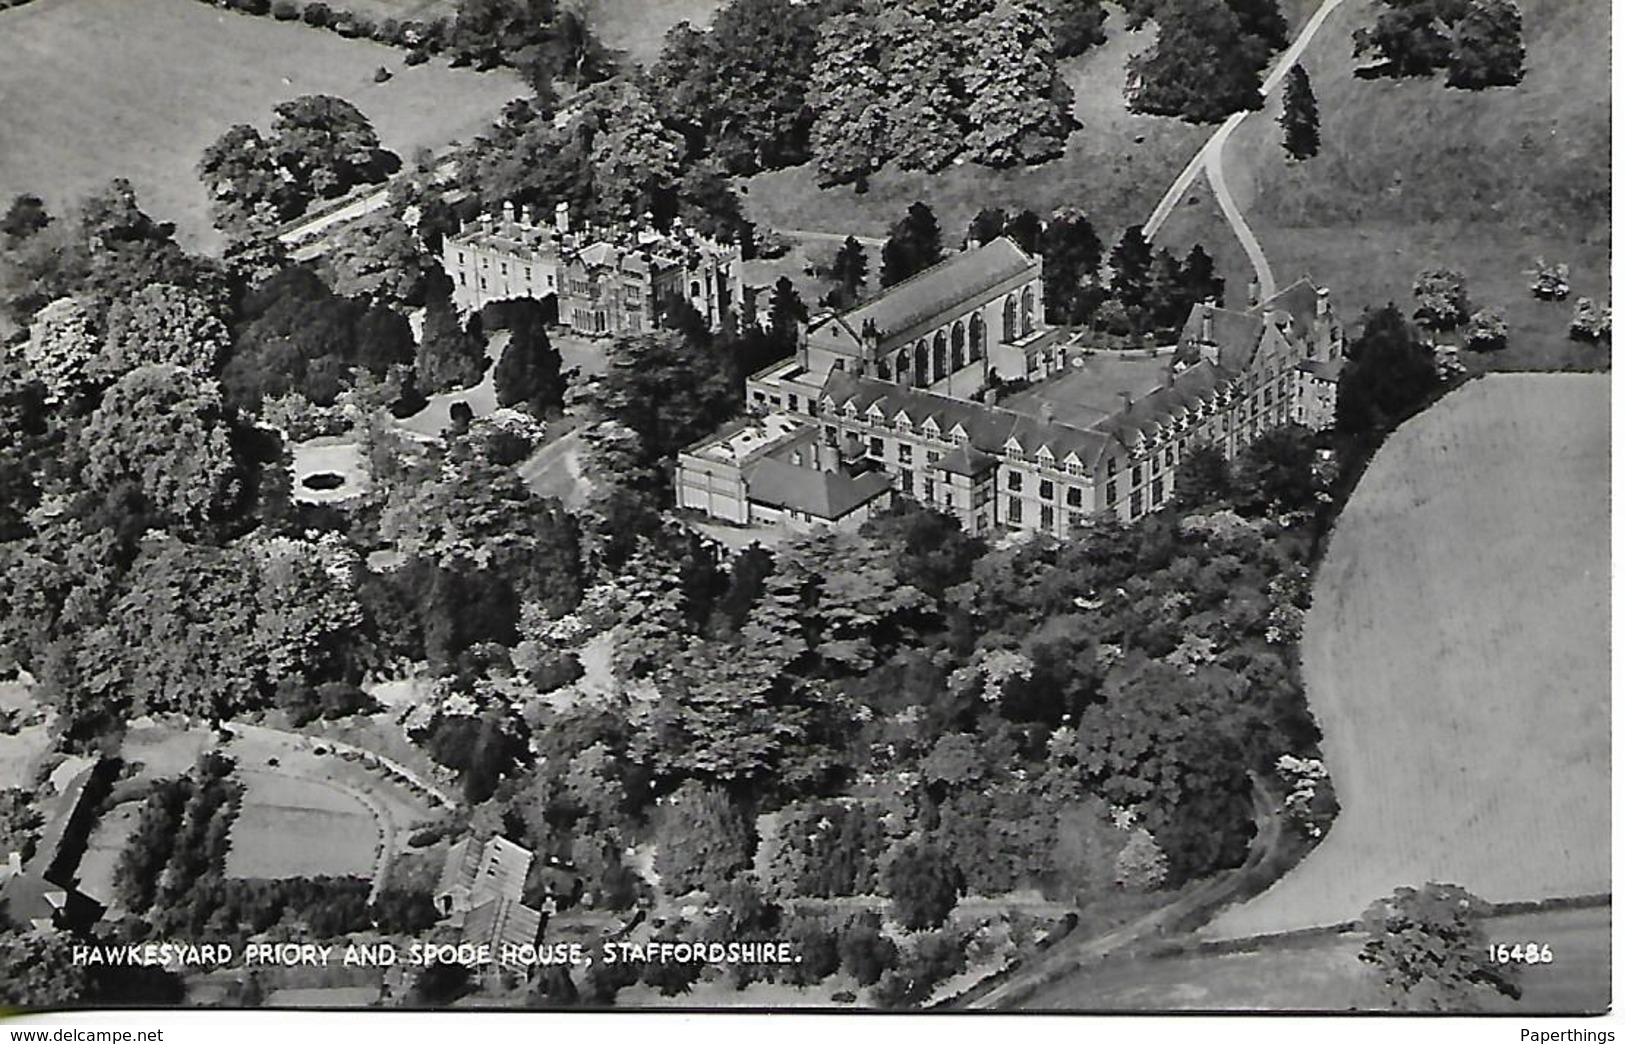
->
left=1156, top=0, right=1610, bottom=372
left=737, top=9, right=1207, bottom=245
left=0, top=0, right=526, bottom=252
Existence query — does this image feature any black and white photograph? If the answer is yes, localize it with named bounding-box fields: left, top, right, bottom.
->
left=0, top=0, right=1610, bottom=1027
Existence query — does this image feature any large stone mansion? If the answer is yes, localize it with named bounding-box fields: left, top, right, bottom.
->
left=441, top=202, right=745, bottom=337
left=677, top=236, right=1344, bottom=537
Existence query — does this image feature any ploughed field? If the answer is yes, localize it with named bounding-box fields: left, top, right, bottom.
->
left=0, top=0, right=525, bottom=251
left=1207, top=373, right=1609, bottom=940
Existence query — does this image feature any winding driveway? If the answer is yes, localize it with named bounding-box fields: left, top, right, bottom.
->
left=959, top=779, right=1289, bottom=1010
left=1143, top=0, right=1347, bottom=301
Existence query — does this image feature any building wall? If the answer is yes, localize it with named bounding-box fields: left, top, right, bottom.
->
left=863, top=268, right=1044, bottom=392
left=676, top=453, right=750, bottom=524
left=443, top=239, right=560, bottom=314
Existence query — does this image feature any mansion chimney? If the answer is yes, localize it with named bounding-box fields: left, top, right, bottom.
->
left=1200, top=300, right=1215, bottom=345
left=555, top=201, right=571, bottom=235
left=502, top=200, right=516, bottom=225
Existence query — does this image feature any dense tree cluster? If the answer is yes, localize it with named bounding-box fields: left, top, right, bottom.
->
left=223, top=265, right=416, bottom=410
left=1092, top=224, right=1225, bottom=337
left=199, top=97, right=397, bottom=248
left=1353, top=0, right=1526, bottom=88
left=454, top=92, right=752, bottom=248
left=1126, top=0, right=1283, bottom=122
left=880, top=203, right=945, bottom=288
left=806, top=0, right=1077, bottom=187
left=649, top=0, right=822, bottom=176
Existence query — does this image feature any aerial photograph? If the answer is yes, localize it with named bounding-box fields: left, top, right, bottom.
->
left=0, top=0, right=1609, bottom=1020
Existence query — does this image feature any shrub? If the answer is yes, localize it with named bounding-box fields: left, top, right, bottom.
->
left=302, top=1, right=330, bottom=26
left=404, top=49, right=430, bottom=66
left=271, top=0, right=299, bottom=19
left=1464, top=308, right=1508, bottom=352
left=838, top=913, right=898, bottom=987
left=528, top=650, right=584, bottom=694
left=782, top=913, right=842, bottom=986
left=370, top=887, right=440, bottom=933
left=763, top=801, right=887, bottom=898
left=652, top=782, right=755, bottom=897
left=1569, top=298, right=1611, bottom=343
left=882, top=843, right=964, bottom=931
left=316, top=681, right=375, bottom=720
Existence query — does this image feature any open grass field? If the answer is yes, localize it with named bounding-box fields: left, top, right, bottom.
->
left=737, top=9, right=1206, bottom=244
left=1205, top=374, right=1609, bottom=940
left=220, top=723, right=445, bottom=879
left=225, top=769, right=381, bottom=879
left=1025, top=904, right=1609, bottom=1012
left=0, top=0, right=525, bottom=252
left=582, top=0, right=723, bottom=67
left=1157, top=0, right=1610, bottom=372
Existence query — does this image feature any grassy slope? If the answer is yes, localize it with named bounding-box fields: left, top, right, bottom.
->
left=585, top=0, right=724, bottom=67
left=737, top=8, right=1207, bottom=243
left=1023, top=905, right=1609, bottom=1012
left=1159, top=0, right=1610, bottom=371
left=0, top=0, right=526, bottom=252
left=1209, top=374, right=1609, bottom=939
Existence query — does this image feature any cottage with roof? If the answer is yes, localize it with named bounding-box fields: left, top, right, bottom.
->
left=434, top=835, right=544, bottom=973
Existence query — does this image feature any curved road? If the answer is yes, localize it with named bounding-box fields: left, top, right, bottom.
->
left=1143, top=0, right=1347, bottom=301
left=961, top=779, right=1287, bottom=1010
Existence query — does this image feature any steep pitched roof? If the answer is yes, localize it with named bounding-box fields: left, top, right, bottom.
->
left=745, top=459, right=892, bottom=520
left=0, top=871, right=102, bottom=933
left=1257, top=277, right=1321, bottom=333
left=1178, top=304, right=1265, bottom=372
left=843, top=238, right=1036, bottom=341
left=437, top=836, right=532, bottom=907
left=435, top=839, right=480, bottom=898
left=820, top=372, right=1110, bottom=466
left=461, top=898, right=543, bottom=959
